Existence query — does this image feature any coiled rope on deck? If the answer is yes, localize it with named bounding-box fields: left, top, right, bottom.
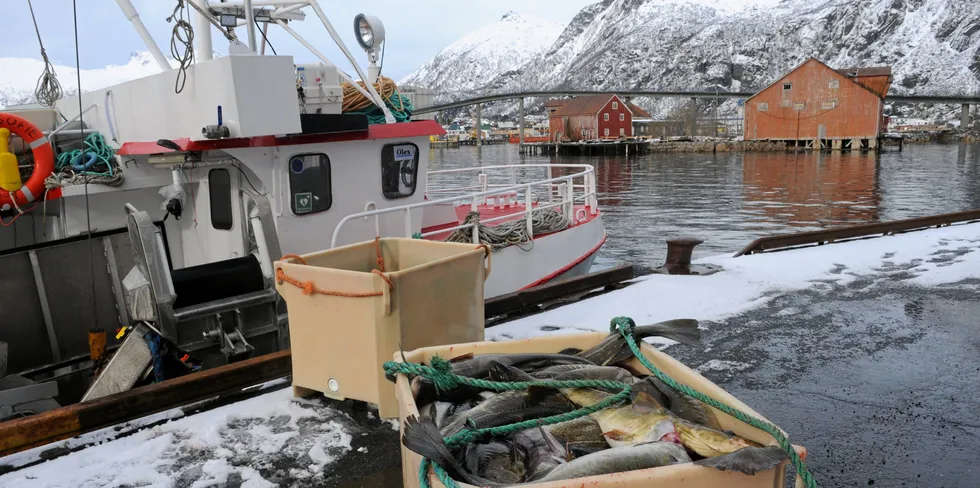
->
left=444, top=208, right=569, bottom=251
left=45, top=132, right=125, bottom=188
left=383, top=317, right=818, bottom=488
left=341, top=76, right=413, bottom=124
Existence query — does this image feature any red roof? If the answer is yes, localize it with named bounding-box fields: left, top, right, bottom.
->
left=552, top=94, right=617, bottom=117
left=543, top=99, right=567, bottom=107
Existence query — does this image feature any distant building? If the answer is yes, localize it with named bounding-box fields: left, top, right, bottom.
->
left=399, top=85, right=436, bottom=121
left=497, top=121, right=517, bottom=130
left=628, top=104, right=655, bottom=137
left=547, top=94, right=640, bottom=142
left=743, top=58, right=892, bottom=149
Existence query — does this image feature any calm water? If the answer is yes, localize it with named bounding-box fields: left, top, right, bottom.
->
left=429, top=143, right=980, bottom=268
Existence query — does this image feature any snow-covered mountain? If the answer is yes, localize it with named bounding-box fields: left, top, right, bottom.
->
left=399, top=11, right=563, bottom=96
left=0, top=52, right=171, bottom=108
left=404, top=0, right=980, bottom=120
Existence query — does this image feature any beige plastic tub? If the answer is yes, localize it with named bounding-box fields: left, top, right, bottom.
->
left=276, top=238, right=489, bottom=418
left=393, top=332, right=808, bottom=488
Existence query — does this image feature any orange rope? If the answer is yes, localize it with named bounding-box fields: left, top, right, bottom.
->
left=276, top=238, right=392, bottom=297
left=276, top=238, right=488, bottom=298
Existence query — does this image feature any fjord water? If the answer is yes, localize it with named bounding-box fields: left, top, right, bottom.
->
left=429, top=143, right=980, bottom=267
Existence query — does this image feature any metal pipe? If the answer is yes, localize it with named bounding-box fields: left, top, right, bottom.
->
left=259, top=22, right=269, bottom=55
left=190, top=0, right=214, bottom=60
left=114, top=0, right=171, bottom=71
left=208, top=0, right=307, bottom=6
left=249, top=206, right=274, bottom=281
left=244, top=0, right=257, bottom=52
left=271, top=4, right=305, bottom=17
left=50, top=103, right=97, bottom=138
left=273, top=19, right=376, bottom=104
left=307, top=1, right=394, bottom=123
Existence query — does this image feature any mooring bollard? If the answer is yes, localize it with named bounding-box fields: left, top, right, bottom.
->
left=653, top=236, right=721, bottom=275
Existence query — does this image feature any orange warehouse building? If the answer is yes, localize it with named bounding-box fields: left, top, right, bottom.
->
left=743, top=58, right=892, bottom=150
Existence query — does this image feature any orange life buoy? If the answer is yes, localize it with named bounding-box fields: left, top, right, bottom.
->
left=0, top=113, right=54, bottom=211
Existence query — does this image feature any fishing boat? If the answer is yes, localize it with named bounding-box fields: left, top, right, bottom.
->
left=0, top=0, right=605, bottom=408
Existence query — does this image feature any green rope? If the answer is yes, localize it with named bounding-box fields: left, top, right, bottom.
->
left=609, top=316, right=816, bottom=488
left=349, top=86, right=414, bottom=125
left=55, top=132, right=116, bottom=177
left=382, top=357, right=633, bottom=488
left=411, top=232, right=422, bottom=239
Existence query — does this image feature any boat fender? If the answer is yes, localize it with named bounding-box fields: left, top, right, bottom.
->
left=0, top=113, right=55, bottom=211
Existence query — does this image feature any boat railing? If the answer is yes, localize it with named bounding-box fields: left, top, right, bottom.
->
left=329, top=164, right=597, bottom=248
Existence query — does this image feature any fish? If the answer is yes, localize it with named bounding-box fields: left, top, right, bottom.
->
left=533, top=441, right=691, bottom=482
left=577, top=318, right=701, bottom=366
left=562, top=388, right=758, bottom=459
left=440, top=388, right=576, bottom=437
left=412, top=353, right=596, bottom=405
left=643, top=376, right=722, bottom=430
left=693, top=445, right=788, bottom=475
left=402, top=415, right=505, bottom=487
left=542, top=416, right=611, bottom=457
left=511, top=427, right=568, bottom=481
left=462, top=440, right=527, bottom=484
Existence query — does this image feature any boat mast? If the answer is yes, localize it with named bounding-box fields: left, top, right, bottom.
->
left=190, top=0, right=214, bottom=61
left=114, top=0, right=171, bottom=71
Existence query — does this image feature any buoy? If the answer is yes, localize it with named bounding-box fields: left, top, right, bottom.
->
left=0, top=113, right=55, bottom=210
left=0, top=128, right=21, bottom=192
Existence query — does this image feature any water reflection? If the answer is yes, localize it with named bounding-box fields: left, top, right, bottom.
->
left=430, top=143, right=980, bottom=267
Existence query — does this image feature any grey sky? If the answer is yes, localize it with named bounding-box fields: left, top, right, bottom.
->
left=3, top=1, right=598, bottom=80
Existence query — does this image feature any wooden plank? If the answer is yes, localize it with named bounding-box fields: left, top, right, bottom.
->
left=735, top=210, right=980, bottom=257
left=0, top=350, right=291, bottom=457
left=485, top=265, right=637, bottom=318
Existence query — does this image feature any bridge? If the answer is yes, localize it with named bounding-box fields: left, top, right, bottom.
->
left=412, top=90, right=980, bottom=137
left=413, top=90, right=980, bottom=115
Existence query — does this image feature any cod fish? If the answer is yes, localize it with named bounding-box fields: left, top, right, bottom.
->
left=643, top=376, right=721, bottom=430
left=577, top=318, right=701, bottom=366
left=563, top=388, right=758, bottom=459
left=512, top=427, right=568, bottom=481
left=534, top=441, right=691, bottom=482
left=440, top=387, right=576, bottom=437
left=462, top=440, right=527, bottom=484
left=542, top=416, right=610, bottom=457
left=403, top=415, right=506, bottom=487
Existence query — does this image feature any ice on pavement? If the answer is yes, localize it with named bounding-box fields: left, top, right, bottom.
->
left=487, top=222, right=980, bottom=345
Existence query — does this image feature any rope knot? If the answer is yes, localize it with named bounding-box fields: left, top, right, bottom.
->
left=428, top=356, right=460, bottom=393
left=301, top=281, right=315, bottom=296
left=610, top=316, right=636, bottom=335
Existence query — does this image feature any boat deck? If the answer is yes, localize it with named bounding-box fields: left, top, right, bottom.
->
left=2, top=222, right=979, bottom=487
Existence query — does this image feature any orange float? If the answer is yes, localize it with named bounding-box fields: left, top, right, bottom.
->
left=0, top=113, right=54, bottom=210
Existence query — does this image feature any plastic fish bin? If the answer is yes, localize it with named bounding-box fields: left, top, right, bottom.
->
left=276, top=238, right=489, bottom=419
left=393, top=333, right=808, bottom=488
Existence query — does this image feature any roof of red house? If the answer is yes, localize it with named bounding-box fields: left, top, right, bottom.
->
left=835, top=66, right=892, bottom=78
left=552, top=94, right=618, bottom=116
left=627, top=102, right=651, bottom=118
left=543, top=99, right=567, bottom=107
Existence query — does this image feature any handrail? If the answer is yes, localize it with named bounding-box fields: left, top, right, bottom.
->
left=330, top=164, right=596, bottom=248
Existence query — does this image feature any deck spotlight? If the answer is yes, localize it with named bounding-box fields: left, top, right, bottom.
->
left=354, top=14, right=385, bottom=82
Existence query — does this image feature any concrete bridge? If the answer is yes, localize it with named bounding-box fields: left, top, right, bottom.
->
left=412, top=90, right=980, bottom=142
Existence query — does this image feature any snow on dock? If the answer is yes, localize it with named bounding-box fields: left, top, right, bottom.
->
left=487, top=221, right=980, bottom=344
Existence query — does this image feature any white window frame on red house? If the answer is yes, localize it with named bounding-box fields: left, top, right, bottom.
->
left=612, top=101, right=618, bottom=109
left=603, top=113, right=609, bottom=121
left=619, top=113, right=625, bottom=121
left=620, top=128, right=625, bottom=136
left=604, top=128, right=609, bottom=137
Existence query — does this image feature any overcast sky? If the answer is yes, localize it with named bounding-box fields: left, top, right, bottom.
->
left=2, top=0, right=599, bottom=80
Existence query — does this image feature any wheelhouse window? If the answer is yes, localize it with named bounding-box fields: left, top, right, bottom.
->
left=208, top=168, right=233, bottom=230
left=288, top=153, right=331, bottom=215
left=381, top=143, right=419, bottom=199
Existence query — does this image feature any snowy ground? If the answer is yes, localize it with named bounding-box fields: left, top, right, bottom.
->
left=487, top=221, right=980, bottom=348
left=1, top=222, right=978, bottom=487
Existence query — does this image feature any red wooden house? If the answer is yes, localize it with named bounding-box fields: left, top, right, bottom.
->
left=548, top=94, right=635, bottom=142
left=743, top=58, right=892, bottom=149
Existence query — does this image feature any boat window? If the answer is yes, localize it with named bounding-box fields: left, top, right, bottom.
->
left=381, top=143, right=419, bottom=199
left=288, top=153, right=332, bottom=215
left=208, top=168, right=233, bottom=230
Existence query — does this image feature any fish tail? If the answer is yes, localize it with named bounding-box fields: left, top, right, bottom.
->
left=634, top=319, right=701, bottom=347
left=402, top=415, right=491, bottom=486
left=694, top=445, right=788, bottom=475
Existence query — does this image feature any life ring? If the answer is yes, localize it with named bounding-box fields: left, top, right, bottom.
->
left=0, top=113, right=54, bottom=211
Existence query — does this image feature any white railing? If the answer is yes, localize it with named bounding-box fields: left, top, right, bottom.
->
left=329, top=164, right=598, bottom=248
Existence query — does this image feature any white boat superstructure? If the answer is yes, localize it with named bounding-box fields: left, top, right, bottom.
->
left=0, top=0, right=605, bottom=398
